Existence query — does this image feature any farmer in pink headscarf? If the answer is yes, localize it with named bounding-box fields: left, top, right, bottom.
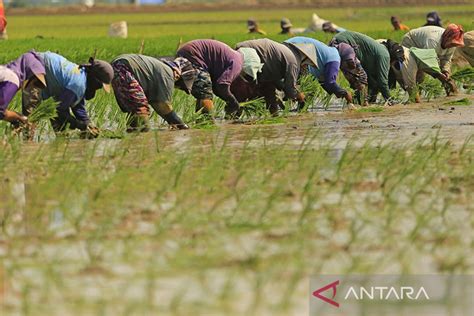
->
left=0, top=0, right=7, bottom=40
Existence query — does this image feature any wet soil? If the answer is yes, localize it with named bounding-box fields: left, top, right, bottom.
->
left=155, top=94, right=474, bottom=152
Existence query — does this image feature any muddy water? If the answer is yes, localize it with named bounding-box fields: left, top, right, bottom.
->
left=152, top=94, right=474, bottom=153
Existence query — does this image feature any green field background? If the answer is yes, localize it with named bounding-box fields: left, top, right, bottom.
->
left=1, top=5, right=473, bottom=63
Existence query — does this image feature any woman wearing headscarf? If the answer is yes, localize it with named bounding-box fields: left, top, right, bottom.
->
left=457, top=30, right=474, bottom=66
left=111, top=54, right=196, bottom=132
left=330, top=42, right=368, bottom=105
left=330, top=31, right=392, bottom=103
left=0, top=51, right=46, bottom=129
left=235, top=38, right=315, bottom=114
left=285, top=37, right=353, bottom=105
left=176, top=39, right=262, bottom=118
left=401, top=24, right=464, bottom=94
left=22, top=52, right=113, bottom=137
left=424, top=12, right=442, bottom=27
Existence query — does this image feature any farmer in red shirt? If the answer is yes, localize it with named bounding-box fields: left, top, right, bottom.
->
left=0, top=0, right=7, bottom=40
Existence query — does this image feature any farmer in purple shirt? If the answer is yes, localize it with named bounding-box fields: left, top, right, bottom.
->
left=0, top=51, right=46, bottom=129
left=177, top=39, right=262, bottom=118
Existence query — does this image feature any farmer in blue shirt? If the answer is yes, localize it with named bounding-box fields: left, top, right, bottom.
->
left=285, top=37, right=353, bottom=105
left=23, top=52, right=113, bottom=137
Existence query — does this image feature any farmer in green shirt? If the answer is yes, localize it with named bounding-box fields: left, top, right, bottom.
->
left=111, top=54, right=197, bottom=132
left=330, top=31, right=392, bottom=104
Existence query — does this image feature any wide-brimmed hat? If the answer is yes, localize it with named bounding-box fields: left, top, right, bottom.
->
left=22, top=73, right=47, bottom=89
left=286, top=42, right=318, bottom=68
left=247, top=18, right=258, bottom=30
left=34, top=73, right=47, bottom=88
left=280, top=18, right=293, bottom=28
left=238, top=47, right=263, bottom=82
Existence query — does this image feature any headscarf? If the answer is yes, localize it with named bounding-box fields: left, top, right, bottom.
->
left=391, top=16, right=400, bottom=24
left=425, top=12, right=442, bottom=27
left=6, top=51, right=46, bottom=87
left=330, top=41, right=367, bottom=90
left=343, top=62, right=368, bottom=90
left=237, top=47, right=263, bottom=82
left=441, top=24, right=465, bottom=48
left=381, top=39, right=405, bottom=69
left=163, top=57, right=197, bottom=94
left=334, top=42, right=357, bottom=62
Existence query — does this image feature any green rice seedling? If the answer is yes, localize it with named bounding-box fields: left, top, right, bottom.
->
left=239, top=98, right=269, bottom=121
left=451, top=67, right=474, bottom=84
left=418, top=78, right=444, bottom=101
left=444, top=98, right=471, bottom=106
left=27, top=99, right=58, bottom=123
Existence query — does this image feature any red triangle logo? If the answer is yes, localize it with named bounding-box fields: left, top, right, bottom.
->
left=312, top=280, right=340, bottom=307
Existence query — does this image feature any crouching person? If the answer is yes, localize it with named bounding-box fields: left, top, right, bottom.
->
left=111, top=54, right=196, bottom=132
left=176, top=39, right=262, bottom=119
left=285, top=37, right=354, bottom=107
left=330, top=42, right=369, bottom=106
left=1, top=51, right=46, bottom=131
left=22, top=52, right=113, bottom=138
left=235, top=38, right=315, bottom=114
left=381, top=40, right=450, bottom=103
left=401, top=24, right=464, bottom=95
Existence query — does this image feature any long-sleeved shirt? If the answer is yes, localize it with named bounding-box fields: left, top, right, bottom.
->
left=458, top=31, right=474, bottom=67
left=333, top=31, right=391, bottom=100
left=177, top=39, right=242, bottom=108
left=112, top=54, right=174, bottom=104
left=177, top=39, right=243, bottom=86
left=401, top=26, right=456, bottom=74
left=39, top=51, right=89, bottom=124
left=0, top=68, right=19, bottom=119
left=392, top=47, right=441, bottom=101
left=236, top=38, right=300, bottom=99
left=285, top=37, right=347, bottom=97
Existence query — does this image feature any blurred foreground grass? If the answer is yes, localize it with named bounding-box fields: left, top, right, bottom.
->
left=1, top=128, right=473, bottom=315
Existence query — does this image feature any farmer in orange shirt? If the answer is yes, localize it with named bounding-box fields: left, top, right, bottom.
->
left=391, top=16, right=410, bottom=32
left=0, top=0, right=7, bottom=40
